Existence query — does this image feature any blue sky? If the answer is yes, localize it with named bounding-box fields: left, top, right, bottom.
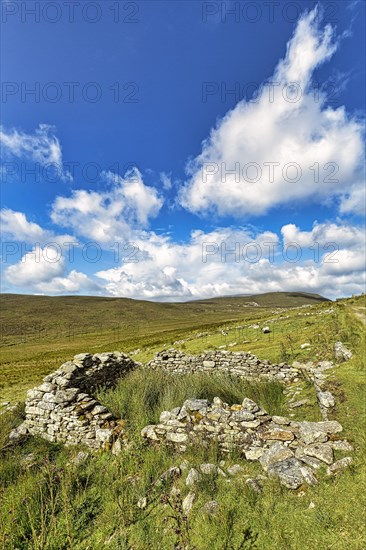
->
left=1, top=0, right=365, bottom=300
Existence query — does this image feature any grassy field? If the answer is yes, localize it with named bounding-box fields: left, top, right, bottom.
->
left=0, top=291, right=328, bottom=402
left=0, top=292, right=365, bottom=549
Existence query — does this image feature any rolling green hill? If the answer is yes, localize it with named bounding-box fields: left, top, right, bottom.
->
left=0, top=291, right=329, bottom=339
left=0, top=291, right=328, bottom=401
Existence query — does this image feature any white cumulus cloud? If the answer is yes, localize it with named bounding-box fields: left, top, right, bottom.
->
left=51, top=169, right=163, bottom=244
left=180, top=6, right=365, bottom=218
left=5, top=245, right=66, bottom=286
left=95, top=220, right=365, bottom=301
left=4, top=245, right=98, bottom=294
left=0, top=208, right=76, bottom=245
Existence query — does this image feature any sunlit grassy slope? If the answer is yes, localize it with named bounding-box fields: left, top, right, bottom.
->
left=0, top=293, right=365, bottom=549
left=0, top=291, right=328, bottom=401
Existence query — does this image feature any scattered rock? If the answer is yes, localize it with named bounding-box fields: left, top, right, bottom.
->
left=154, top=467, right=181, bottom=489
left=298, top=421, right=342, bottom=445
left=137, top=497, right=147, bottom=509
left=141, top=425, right=159, bottom=441
left=331, top=440, right=353, bottom=452
left=245, top=478, right=263, bottom=493
left=242, top=398, right=260, bottom=412
left=317, top=391, right=335, bottom=408
left=300, top=465, right=317, bottom=486
left=159, top=467, right=181, bottom=484
left=272, top=416, right=290, bottom=425
left=111, top=438, right=123, bottom=455
left=334, top=342, right=352, bottom=362
left=200, top=463, right=217, bottom=475
left=288, top=399, right=311, bottom=409
left=327, top=457, right=353, bottom=475
left=267, top=458, right=308, bottom=489
left=183, top=399, right=209, bottom=412
left=245, top=448, right=264, bottom=461
left=180, top=460, right=190, bottom=471
left=260, top=428, right=294, bottom=442
left=166, top=432, right=188, bottom=444
left=295, top=450, right=323, bottom=470
left=259, top=442, right=294, bottom=471
left=227, top=464, right=244, bottom=476
left=182, top=491, right=195, bottom=515
left=95, top=429, right=113, bottom=444
left=201, top=500, right=219, bottom=515
left=160, top=411, right=173, bottom=422
left=186, top=468, right=201, bottom=486
left=9, top=423, right=29, bottom=442
left=170, top=486, right=181, bottom=497
left=303, top=443, right=334, bottom=465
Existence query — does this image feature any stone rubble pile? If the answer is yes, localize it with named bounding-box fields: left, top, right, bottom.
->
left=141, top=397, right=353, bottom=489
left=334, top=341, right=353, bottom=362
left=292, top=359, right=339, bottom=420
left=146, top=348, right=299, bottom=383
left=9, top=352, right=140, bottom=450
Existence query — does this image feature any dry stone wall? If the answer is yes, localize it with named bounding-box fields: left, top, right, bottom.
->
left=10, top=352, right=140, bottom=450
left=141, top=397, right=353, bottom=489
left=146, top=348, right=299, bottom=383
left=10, top=348, right=302, bottom=450
left=8, top=347, right=354, bottom=488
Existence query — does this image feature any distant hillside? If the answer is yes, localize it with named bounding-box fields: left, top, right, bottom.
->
left=194, top=291, right=330, bottom=307
left=0, top=290, right=332, bottom=401
left=0, top=291, right=329, bottom=340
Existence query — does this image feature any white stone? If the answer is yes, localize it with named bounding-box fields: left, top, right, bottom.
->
left=200, top=463, right=217, bottom=475
left=186, top=468, right=201, bottom=486
left=95, top=429, right=113, bottom=444
left=227, top=464, right=244, bottom=476
left=245, top=448, right=264, bottom=461
left=182, top=491, right=195, bottom=515
left=166, top=432, right=188, bottom=443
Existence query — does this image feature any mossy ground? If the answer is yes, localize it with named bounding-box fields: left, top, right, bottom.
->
left=0, top=294, right=365, bottom=549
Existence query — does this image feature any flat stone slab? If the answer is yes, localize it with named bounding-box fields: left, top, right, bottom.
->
left=259, top=442, right=294, bottom=471
left=298, top=421, right=342, bottom=444
left=303, top=443, right=334, bottom=465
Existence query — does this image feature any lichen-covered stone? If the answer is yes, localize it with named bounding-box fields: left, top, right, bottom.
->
left=298, top=421, right=342, bottom=444
left=303, top=443, right=334, bottom=464
left=259, top=442, right=294, bottom=471
left=334, top=342, right=352, bottom=362
left=327, top=456, right=353, bottom=475
left=267, top=458, right=307, bottom=489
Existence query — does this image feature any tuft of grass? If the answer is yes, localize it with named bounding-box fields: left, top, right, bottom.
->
left=97, top=369, right=286, bottom=437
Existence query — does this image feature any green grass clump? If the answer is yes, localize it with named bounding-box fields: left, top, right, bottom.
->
left=97, top=370, right=286, bottom=437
